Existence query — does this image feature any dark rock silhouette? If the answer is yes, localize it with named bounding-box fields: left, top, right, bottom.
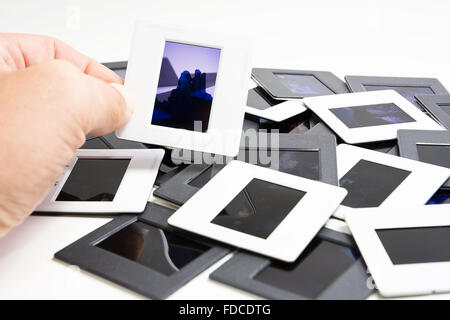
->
left=152, top=58, right=217, bottom=132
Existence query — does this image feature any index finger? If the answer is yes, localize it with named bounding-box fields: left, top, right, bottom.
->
left=0, top=33, right=123, bottom=84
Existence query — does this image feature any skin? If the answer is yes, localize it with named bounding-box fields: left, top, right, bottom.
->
left=0, top=33, right=135, bottom=237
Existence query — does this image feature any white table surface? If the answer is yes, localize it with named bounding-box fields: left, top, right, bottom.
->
left=0, top=0, right=449, bottom=300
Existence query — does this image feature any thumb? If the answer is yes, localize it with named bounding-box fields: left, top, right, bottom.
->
left=77, top=75, right=135, bottom=136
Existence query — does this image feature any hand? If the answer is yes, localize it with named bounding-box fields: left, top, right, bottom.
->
left=0, top=33, right=135, bottom=237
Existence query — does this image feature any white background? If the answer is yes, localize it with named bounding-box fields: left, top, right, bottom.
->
left=0, top=0, right=449, bottom=299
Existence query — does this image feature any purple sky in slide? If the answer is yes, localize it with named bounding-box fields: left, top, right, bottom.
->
left=163, top=41, right=221, bottom=76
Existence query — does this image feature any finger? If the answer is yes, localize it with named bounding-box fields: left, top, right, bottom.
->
left=76, top=74, right=135, bottom=136
left=52, top=37, right=123, bottom=84
left=0, top=33, right=123, bottom=84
